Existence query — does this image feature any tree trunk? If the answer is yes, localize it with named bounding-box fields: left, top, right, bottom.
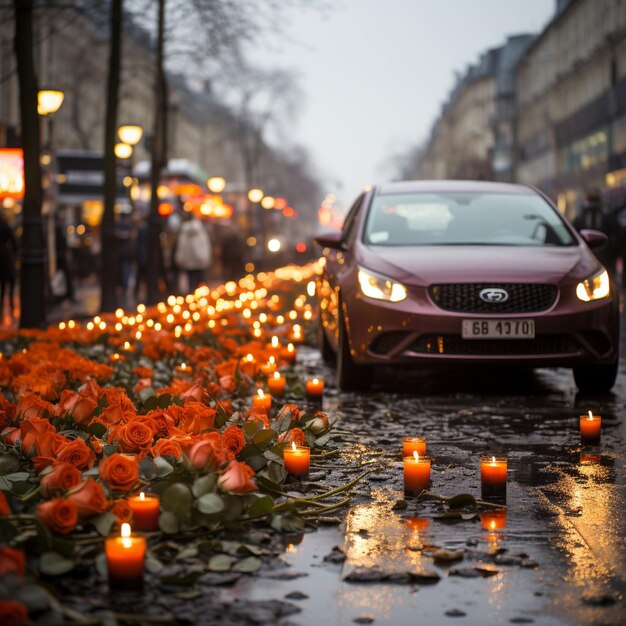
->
left=13, top=0, right=46, bottom=328
left=147, top=0, right=167, bottom=304
left=100, top=0, right=123, bottom=312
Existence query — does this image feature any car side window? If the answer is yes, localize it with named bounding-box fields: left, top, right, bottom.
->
left=341, top=194, right=365, bottom=245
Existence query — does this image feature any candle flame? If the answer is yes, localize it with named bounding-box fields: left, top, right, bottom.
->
left=180, top=362, right=186, bottom=370
left=139, top=492, right=145, bottom=501
left=273, top=371, right=280, bottom=379
left=269, top=356, right=275, bottom=365
left=588, top=410, right=593, bottom=420
left=287, top=343, right=294, bottom=352
left=491, top=456, right=496, bottom=465
left=271, top=336, right=279, bottom=347
left=246, top=353, right=253, bottom=362
left=257, top=389, right=264, bottom=398
left=121, top=523, right=131, bottom=538
left=489, top=520, right=496, bottom=531
left=291, top=441, right=297, bottom=451
left=413, top=451, right=419, bottom=461
left=312, top=378, right=319, bottom=384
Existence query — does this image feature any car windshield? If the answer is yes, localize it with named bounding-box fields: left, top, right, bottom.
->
left=363, top=191, right=576, bottom=247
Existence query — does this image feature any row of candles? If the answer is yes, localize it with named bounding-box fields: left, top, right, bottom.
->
left=103, top=410, right=602, bottom=590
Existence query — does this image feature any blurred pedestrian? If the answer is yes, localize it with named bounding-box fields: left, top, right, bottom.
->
left=220, top=222, right=245, bottom=281
left=573, top=188, right=619, bottom=275
left=54, top=212, right=75, bottom=302
left=0, top=213, right=17, bottom=320
left=174, top=213, right=212, bottom=292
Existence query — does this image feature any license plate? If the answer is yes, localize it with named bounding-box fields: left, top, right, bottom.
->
left=462, top=319, right=535, bottom=339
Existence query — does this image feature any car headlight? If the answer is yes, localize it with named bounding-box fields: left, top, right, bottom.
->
left=358, top=267, right=407, bottom=302
left=576, top=268, right=610, bottom=302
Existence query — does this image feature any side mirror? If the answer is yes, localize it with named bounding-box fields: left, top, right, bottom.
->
left=314, top=229, right=345, bottom=250
left=580, top=229, right=608, bottom=251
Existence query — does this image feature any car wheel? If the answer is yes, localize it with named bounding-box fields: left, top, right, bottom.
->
left=573, top=360, right=618, bottom=394
left=336, top=305, right=374, bottom=391
left=319, top=317, right=336, bottom=364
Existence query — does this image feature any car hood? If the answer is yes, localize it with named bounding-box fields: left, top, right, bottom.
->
left=358, top=244, right=596, bottom=285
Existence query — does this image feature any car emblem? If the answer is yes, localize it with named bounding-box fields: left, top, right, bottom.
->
left=479, top=288, right=509, bottom=303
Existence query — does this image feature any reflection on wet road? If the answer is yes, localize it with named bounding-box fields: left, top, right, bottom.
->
left=222, top=314, right=626, bottom=625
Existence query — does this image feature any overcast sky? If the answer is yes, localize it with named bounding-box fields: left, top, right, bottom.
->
left=255, top=0, right=555, bottom=208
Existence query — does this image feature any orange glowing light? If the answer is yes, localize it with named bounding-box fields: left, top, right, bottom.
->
left=0, top=149, right=24, bottom=200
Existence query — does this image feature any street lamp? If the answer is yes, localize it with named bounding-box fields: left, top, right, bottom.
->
left=208, top=176, right=226, bottom=193
left=248, top=188, right=264, bottom=203
left=261, top=196, right=275, bottom=209
left=114, top=143, right=133, bottom=159
left=37, top=88, right=64, bottom=116
left=117, top=124, right=143, bottom=146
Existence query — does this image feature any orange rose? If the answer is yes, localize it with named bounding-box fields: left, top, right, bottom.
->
left=109, top=498, right=133, bottom=526
left=178, top=402, right=216, bottom=435
left=187, top=433, right=225, bottom=470
left=33, top=431, right=67, bottom=458
left=115, top=420, right=154, bottom=453
left=19, top=416, right=56, bottom=454
left=276, top=404, right=303, bottom=423
left=150, top=439, right=182, bottom=460
left=180, top=383, right=205, bottom=403
left=246, top=412, right=270, bottom=429
left=278, top=427, right=306, bottom=446
left=0, top=600, right=28, bottom=626
left=221, top=425, right=245, bottom=459
left=36, top=498, right=78, bottom=534
left=40, top=463, right=83, bottom=497
left=0, top=547, right=25, bottom=579
left=56, top=438, right=96, bottom=470
left=0, top=491, right=11, bottom=516
left=133, top=366, right=154, bottom=379
left=99, top=387, right=137, bottom=425
left=308, top=411, right=329, bottom=434
left=218, top=460, right=256, bottom=494
left=15, top=392, right=55, bottom=420
left=219, top=375, right=236, bottom=392
left=140, top=409, right=173, bottom=438
left=99, top=453, right=139, bottom=491
left=67, top=478, right=108, bottom=519
left=56, top=389, right=98, bottom=424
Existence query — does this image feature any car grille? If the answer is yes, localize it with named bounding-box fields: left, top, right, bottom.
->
left=428, top=283, right=557, bottom=313
left=410, top=334, right=578, bottom=356
left=370, top=332, right=409, bottom=355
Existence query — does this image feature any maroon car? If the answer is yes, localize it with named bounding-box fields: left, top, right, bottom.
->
left=315, top=180, right=619, bottom=392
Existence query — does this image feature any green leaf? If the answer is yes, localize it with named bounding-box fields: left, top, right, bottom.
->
left=252, top=428, right=276, bottom=447
left=176, top=546, right=199, bottom=561
left=162, top=483, right=193, bottom=519
left=271, top=512, right=304, bottom=533
left=447, top=493, right=477, bottom=509
left=279, top=414, right=292, bottom=433
left=154, top=456, right=174, bottom=478
left=220, top=495, right=243, bottom=521
left=243, top=421, right=262, bottom=440
left=139, top=387, right=156, bottom=403
left=192, top=474, right=217, bottom=498
left=95, top=553, right=108, bottom=577
left=248, top=495, right=274, bottom=517
left=139, top=457, right=157, bottom=482
left=0, top=454, right=20, bottom=474
left=91, top=512, right=116, bottom=536
left=15, top=583, right=50, bottom=612
left=315, top=433, right=331, bottom=447
left=244, top=455, right=267, bottom=472
left=159, top=511, right=180, bottom=534
left=3, top=472, right=32, bottom=483
left=267, top=461, right=287, bottom=485
left=86, top=422, right=107, bottom=437
left=232, top=557, right=262, bottom=573
left=197, top=493, right=225, bottom=515
left=40, top=552, right=75, bottom=576
left=156, top=393, right=173, bottom=408
left=0, top=519, right=19, bottom=543
left=145, top=556, right=164, bottom=574
left=208, top=554, right=233, bottom=572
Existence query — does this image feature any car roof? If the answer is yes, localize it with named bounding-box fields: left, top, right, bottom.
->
left=374, top=180, right=534, bottom=195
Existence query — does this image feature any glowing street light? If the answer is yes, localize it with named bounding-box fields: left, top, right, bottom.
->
left=261, top=196, right=275, bottom=209
left=37, top=88, right=65, bottom=116
left=208, top=176, right=226, bottom=193
left=117, top=124, right=143, bottom=146
left=114, top=143, right=133, bottom=159
left=248, top=188, right=264, bottom=203
left=267, top=238, right=281, bottom=253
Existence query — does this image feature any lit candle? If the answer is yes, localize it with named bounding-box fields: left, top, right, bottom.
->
left=240, top=353, right=257, bottom=377
left=291, top=324, right=303, bottom=342
left=402, top=437, right=426, bottom=458
left=283, top=442, right=310, bottom=477
left=480, top=455, right=507, bottom=501
left=305, top=377, right=324, bottom=399
left=252, top=388, right=272, bottom=412
left=280, top=343, right=297, bottom=365
left=260, top=356, right=277, bottom=375
left=105, top=523, right=147, bottom=591
left=580, top=410, right=601, bottom=445
left=128, top=492, right=160, bottom=532
left=267, top=371, right=286, bottom=397
left=175, top=362, right=191, bottom=375
left=403, top=451, right=431, bottom=496
left=480, top=508, right=507, bottom=531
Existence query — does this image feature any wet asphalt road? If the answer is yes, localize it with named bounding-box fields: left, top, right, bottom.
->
left=224, top=311, right=626, bottom=625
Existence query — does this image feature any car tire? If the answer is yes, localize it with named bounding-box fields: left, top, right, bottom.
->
left=573, top=360, right=619, bottom=394
left=336, top=304, right=374, bottom=391
left=319, top=318, right=336, bottom=364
